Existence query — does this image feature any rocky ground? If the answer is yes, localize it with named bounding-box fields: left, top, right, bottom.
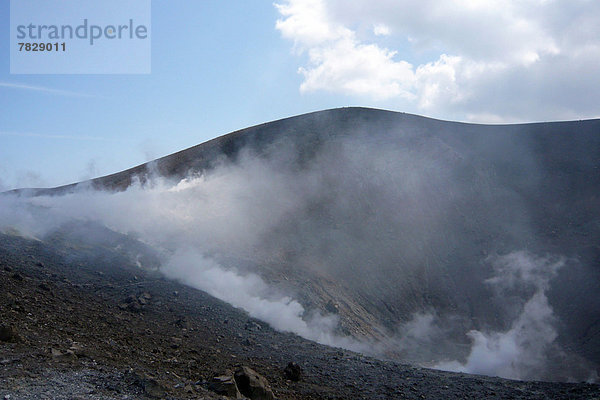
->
left=1, top=232, right=599, bottom=399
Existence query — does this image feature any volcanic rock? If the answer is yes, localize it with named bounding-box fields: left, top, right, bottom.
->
left=234, top=366, right=275, bottom=400
left=209, top=373, right=242, bottom=398
left=118, top=294, right=145, bottom=312
left=284, top=362, right=303, bottom=381
left=50, top=348, right=76, bottom=361
left=0, top=325, right=19, bottom=342
left=38, top=282, right=50, bottom=292
left=245, top=321, right=262, bottom=331
left=136, top=373, right=167, bottom=398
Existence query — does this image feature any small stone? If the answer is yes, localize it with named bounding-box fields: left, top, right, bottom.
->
left=140, top=292, right=152, bottom=300
left=38, top=282, right=51, bottom=291
left=124, top=294, right=137, bottom=303
left=141, top=376, right=166, bottom=398
left=245, top=321, right=262, bottom=331
left=51, top=348, right=76, bottom=361
left=208, top=374, right=241, bottom=398
left=11, top=273, right=23, bottom=281
left=69, top=343, right=87, bottom=357
left=0, top=325, right=19, bottom=343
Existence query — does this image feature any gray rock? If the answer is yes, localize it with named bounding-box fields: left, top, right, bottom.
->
left=142, top=377, right=166, bottom=398
left=118, top=294, right=144, bottom=312
left=245, top=321, right=262, bottom=331
left=11, top=273, right=23, bottom=281
left=38, top=282, right=51, bottom=291
left=208, top=373, right=242, bottom=398
left=284, top=362, right=303, bottom=382
left=50, top=348, right=76, bottom=361
left=69, top=342, right=87, bottom=357
left=133, top=372, right=166, bottom=398
left=0, top=325, right=19, bottom=343
left=234, top=366, right=275, bottom=400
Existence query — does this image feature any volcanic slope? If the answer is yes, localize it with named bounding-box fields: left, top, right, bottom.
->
left=1, top=231, right=599, bottom=399
left=4, top=107, right=600, bottom=382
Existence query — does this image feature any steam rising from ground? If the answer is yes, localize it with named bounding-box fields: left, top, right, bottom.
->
left=164, top=248, right=367, bottom=351
left=0, top=165, right=371, bottom=353
left=436, top=252, right=564, bottom=380
left=0, top=129, right=597, bottom=382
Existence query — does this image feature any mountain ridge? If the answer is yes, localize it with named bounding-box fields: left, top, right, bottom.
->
left=6, top=107, right=600, bottom=196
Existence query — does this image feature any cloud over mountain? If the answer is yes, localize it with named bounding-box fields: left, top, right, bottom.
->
left=275, top=0, right=600, bottom=121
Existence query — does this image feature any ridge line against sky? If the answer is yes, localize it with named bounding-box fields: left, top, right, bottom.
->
left=1, top=0, right=599, bottom=189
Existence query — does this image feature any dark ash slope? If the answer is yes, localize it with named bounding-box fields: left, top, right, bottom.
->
left=1, top=232, right=599, bottom=399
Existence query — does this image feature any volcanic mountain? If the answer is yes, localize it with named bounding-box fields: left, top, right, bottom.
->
left=2, top=107, right=600, bottom=398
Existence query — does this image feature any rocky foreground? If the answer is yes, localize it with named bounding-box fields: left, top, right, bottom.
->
left=1, top=232, right=599, bottom=399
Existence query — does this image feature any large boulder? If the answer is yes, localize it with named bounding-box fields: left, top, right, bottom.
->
left=234, top=366, right=275, bottom=400
left=283, top=362, right=302, bottom=381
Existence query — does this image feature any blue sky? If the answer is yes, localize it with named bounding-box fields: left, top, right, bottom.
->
left=1, top=0, right=599, bottom=190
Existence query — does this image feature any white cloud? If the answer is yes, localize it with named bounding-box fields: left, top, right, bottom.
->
left=275, top=0, right=600, bottom=121
left=414, top=54, right=463, bottom=108
left=373, top=23, right=390, bottom=36
left=299, top=37, right=415, bottom=100
left=275, top=0, right=349, bottom=46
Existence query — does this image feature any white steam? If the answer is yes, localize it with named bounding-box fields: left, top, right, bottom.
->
left=0, top=165, right=368, bottom=352
left=435, top=252, right=564, bottom=381
left=164, top=248, right=366, bottom=351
